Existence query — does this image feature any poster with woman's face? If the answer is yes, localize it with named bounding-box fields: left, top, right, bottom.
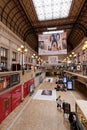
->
left=38, top=32, right=67, bottom=55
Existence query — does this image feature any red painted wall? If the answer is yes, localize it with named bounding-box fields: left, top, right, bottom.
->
left=23, top=81, right=29, bottom=98
left=0, top=85, right=22, bottom=123
left=23, top=79, right=34, bottom=98
left=0, top=79, right=34, bottom=123
left=29, top=79, right=34, bottom=85
left=11, top=85, right=22, bottom=111
left=0, top=90, right=11, bottom=123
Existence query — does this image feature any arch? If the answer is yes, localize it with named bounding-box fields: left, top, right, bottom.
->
left=75, top=23, right=86, bottom=35
left=20, top=25, right=29, bottom=33
left=6, top=4, right=20, bottom=26
left=68, top=22, right=86, bottom=41
left=17, top=24, right=28, bottom=36
left=13, top=15, right=24, bottom=29
left=10, top=9, right=23, bottom=29
left=16, top=21, right=28, bottom=34
left=1, top=0, right=12, bottom=21
left=23, top=29, right=34, bottom=41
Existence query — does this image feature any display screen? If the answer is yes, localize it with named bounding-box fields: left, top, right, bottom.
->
left=67, top=81, right=73, bottom=89
left=0, top=76, right=10, bottom=91
left=38, top=32, right=67, bottom=55
left=63, top=77, right=67, bottom=83
left=10, top=74, right=20, bottom=87
left=0, top=73, right=20, bottom=92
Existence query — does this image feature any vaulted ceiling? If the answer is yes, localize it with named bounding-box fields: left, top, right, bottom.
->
left=0, top=0, right=87, bottom=53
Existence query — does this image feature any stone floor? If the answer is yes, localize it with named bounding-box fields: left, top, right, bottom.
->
left=0, top=78, right=87, bottom=130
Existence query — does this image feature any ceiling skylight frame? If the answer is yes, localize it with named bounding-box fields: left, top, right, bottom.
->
left=32, top=0, right=72, bottom=21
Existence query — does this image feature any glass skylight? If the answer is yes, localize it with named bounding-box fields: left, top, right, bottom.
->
left=32, top=0, right=72, bottom=21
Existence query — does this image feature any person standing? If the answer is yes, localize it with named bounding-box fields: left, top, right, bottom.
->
left=56, top=95, right=62, bottom=110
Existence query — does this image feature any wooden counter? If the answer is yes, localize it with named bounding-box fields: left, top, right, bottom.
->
left=76, top=100, right=87, bottom=130
left=76, top=100, right=87, bottom=120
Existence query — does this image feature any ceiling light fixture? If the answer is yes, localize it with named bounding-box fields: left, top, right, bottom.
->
left=47, top=27, right=57, bottom=30
left=43, top=30, right=64, bottom=34
left=82, top=41, right=87, bottom=50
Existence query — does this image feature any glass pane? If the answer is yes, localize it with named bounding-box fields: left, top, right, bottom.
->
left=12, top=52, right=16, bottom=60
left=5, top=49, right=7, bottom=57
left=0, top=48, right=3, bottom=56
left=32, top=0, right=72, bottom=21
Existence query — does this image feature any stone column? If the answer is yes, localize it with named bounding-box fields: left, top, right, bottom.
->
left=0, top=35, right=1, bottom=65
left=7, top=40, right=12, bottom=70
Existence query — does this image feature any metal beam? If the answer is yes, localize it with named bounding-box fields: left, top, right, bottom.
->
left=34, top=22, right=74, bottom=30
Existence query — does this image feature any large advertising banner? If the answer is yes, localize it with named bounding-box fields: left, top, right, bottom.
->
left=48, top=56, right=58, bottom=65
left=38, top=32, right=67, bottom=55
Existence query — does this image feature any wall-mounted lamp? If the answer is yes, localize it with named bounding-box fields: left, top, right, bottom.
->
left=72, top=52, right=74, bottom=55
left=69, top=54, right=72, bottom=57
left=73, top=54, right=77, bottom=57
left=17, top=45, right=28, bottom=75
left=82, top=41, right=87, bottom=50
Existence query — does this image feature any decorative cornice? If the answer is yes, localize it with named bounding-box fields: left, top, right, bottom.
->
left=0, top=21, right=37, bottom=55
